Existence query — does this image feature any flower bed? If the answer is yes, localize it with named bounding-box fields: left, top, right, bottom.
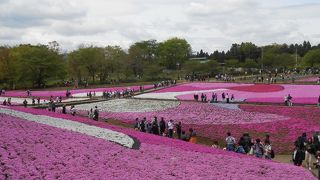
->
left=228, top=84, right=284, bottom=92
left=175, top=84, right=320, bottom=104
left=0, top=107, right=315, bottom=179
left=77, top=101, right=320, bottom=153
left=0, top=108, right=134, bottom=148
left=95, top=102, right=290, bottom=125
left=75, top=99, right=180, bottom=113
left=155, top=82, right=247, bottom=93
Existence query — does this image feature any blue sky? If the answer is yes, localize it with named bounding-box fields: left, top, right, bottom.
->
left=0, top=0, right=319, bottom=52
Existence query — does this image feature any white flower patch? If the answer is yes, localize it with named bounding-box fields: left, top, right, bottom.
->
left=75, top=99, right=180, bottom=113
left=0, top=108, right=135, bottom=148
left=135, top=89, right=228, bottom=100
left=72, top=92, right=104, bottom=98
left=62, top=98, right=90, bottom=103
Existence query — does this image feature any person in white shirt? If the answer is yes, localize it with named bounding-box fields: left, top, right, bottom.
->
left=226, top=132, right=236, bottom=151
left=264, top=140, right=272, bottom=160
left=167, top=120, right=174, bottom=138
left=70, top=105, right=76, bottom=116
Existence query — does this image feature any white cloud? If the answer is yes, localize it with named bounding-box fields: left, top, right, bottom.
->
left=0, top=0, right=319, bottom=52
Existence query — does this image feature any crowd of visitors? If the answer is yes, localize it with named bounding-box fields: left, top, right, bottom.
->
left=293, top=132, right=320, bottom=171
left=222, top=132, right=275, bottom=160
left=134, top=117, right=197, bottom=143
left=2, top=97, right=11, bottom=106
left=185, top=74, right=211, bottom=82
left=85, top=88, right=136, bottom=99
left=153, top=80, right=176, bottom=89
left=215, top=74, right=235, bottom=82
left=194, top=92, right=235, bottom=103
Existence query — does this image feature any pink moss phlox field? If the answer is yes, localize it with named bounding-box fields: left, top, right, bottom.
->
left=175, top=83, right=320, bottom=104
left=2, top=85, right=153, bottom=98
left=102, top=102, right=289, bottom=125
left=228, top=84, right=284, bottom=92
left=155, top=82, right=250, bottom=93
left=72, top=101, right=320, bottom=153
left=0, top=107, right=315, bottom=179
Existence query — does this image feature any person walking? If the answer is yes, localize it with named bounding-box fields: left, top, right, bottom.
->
left=23, top=99, right=28, bottom=107
left=222, top=92, right=226, bottom=101
left=7, top=98, right=11, bottom=106
left=70, top=105, right=76, bottom=116
left=93, top=106, right=99, bottom=121
left=62, top=104, right=67, bottom=114
left=226, top=93, right=230, bottom=103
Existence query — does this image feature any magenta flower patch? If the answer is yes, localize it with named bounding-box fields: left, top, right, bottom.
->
left=0, top=107, right=315, bottom=179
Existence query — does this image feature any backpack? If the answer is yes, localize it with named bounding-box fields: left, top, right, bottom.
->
left=270, top=149, right=275, bottom=159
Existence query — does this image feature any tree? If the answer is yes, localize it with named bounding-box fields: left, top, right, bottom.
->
left=158, top=38, right=191, bottom=69
left=67, top=50, right=88, bottom=83
left=128, top=45, right=146, bottom=77
left=0, top=47, right=18, bottom=88
left=13, top=44, right=66, bottom=88
left=67, top=46, right=104, bottom=84
left=303, top=49, right=320, bottom=67
left=225, top=59, right=239, bottom=68
left=242, top=59, right=259, bottom=69
left=102, top=46, right=127, bottom=82
left=143, top=64, right=164, bottom=80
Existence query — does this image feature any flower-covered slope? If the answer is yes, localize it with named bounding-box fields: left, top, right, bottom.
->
left=101, top=102, right=289, bottom=125
left=0, top=107, right=315, bottom=179
left=159, top=83, right=320, bottom=104
left=0, top=108, right=134, bottom=148
left=83, top=101, right=320, bottom=153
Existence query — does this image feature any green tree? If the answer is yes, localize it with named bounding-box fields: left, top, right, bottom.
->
left=102, top=46, right=127, bottom=82
left=13, top=44, right=66, bottom=88
left=225, top=59, right=239, bottom=68
left=158, top=38, right=191, bottom=69
left=0, top=47, right=18, bottom=88
left=67, top=46, right=104, bottom=84
left=67, top=50, right=88, bottom=83
left=242, top=59, right=259, bottom=69
left=143, top=64, right=164, bottom=80
left=303, top=49, right=320, bottom=67
left=182, top=60, right=219, bottom=74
